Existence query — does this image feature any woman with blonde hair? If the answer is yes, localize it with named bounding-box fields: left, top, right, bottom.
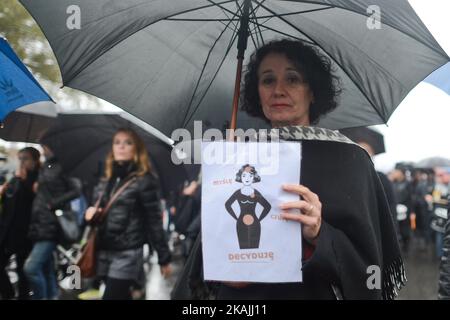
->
left=85, top=128, right=171, bottom=300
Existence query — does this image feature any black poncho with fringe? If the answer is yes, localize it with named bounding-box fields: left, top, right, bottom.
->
left=171, top=126, right=406, bottom=300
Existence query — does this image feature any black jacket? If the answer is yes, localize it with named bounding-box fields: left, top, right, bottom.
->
left=172, top=126, right=404, bottom=300
left=93, top=171, right=171, bottom=266
left=438, top=198, right=450, bottom=299
left=0, top=170, right=38, bottom=251
left=28, top=157, right=81, bottom=242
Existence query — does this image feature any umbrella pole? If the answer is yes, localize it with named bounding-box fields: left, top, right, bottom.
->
left=228, top=0, right=251, bottom=141
left=228, top=57, right=244, bottom=140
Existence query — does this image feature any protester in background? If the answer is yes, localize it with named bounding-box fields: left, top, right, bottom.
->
left=438, top=195, right=450, bottom=299
left=0, top=147, right=40, bottom=299
left=428, top=167, right=450, bottom=258
left=84, top=128, right=171, bottom=300
left=390, top=168, right=413, bottom=254
left=339, top=128, right=399, bottom=236
left=411, top=170, right=431, bottom=248
left=179, top=177, right=202, bottom=258
left=24, top=145, right=81, bottom=300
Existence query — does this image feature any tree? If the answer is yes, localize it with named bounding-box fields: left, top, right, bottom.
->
left=0, top=0, right=59, bottom=82
left=0, top=0, right=103, bottom=109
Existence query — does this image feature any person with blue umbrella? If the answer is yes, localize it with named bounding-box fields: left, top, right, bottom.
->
left=0, top=37, right=52, bottom=121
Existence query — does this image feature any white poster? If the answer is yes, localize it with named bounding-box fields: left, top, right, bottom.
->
left=201, top=141, right=302, bottom=283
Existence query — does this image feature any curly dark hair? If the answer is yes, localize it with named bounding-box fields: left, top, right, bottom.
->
left=235, top=164, right=261, bottom=183
left=241, top=39, right=341, bottom=125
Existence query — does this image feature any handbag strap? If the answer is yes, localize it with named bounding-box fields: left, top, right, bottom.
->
left=95, top=175, right=137, bottom=223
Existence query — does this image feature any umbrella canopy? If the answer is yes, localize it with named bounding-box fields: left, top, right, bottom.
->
left=0, top=101, right=58, bottom=143
left=415, top=156, right=450, bottom=169
left=39, top=111, right=188, bottom=199
left=0, top=37, right=53, bottom=121
left=339, top=126, right=385, bottom=155
left=423, top=61, right=450, bottom=95
left=19, top=0, right=449, bottom=136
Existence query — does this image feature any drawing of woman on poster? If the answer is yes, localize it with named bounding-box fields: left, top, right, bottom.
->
left=225, top=164, right=271, bottom=249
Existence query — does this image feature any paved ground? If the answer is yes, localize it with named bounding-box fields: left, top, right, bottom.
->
left=397, top=236, right=440, bottom=300
left=145, top=234, right=442, bottom=300
left=6, top=234, right=443, bottom=300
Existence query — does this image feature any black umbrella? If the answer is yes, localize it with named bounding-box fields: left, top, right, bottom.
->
left=0, top=101, right=57, bottom=143
left=19, top=0, right=448, bottom=136
left=39, top=111, right=188, bottom=199
left=415, top=157, right=450, bottom=169
left=339, top=126, right=385, bottom=155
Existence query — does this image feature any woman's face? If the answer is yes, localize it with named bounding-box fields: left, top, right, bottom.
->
left=18, top=151, right=37, bottom=171
left=241, top=171, right=254, bottom=186
left=112, top=132, right=136, bottom=162
left=258, top=53, right=314, bottom=127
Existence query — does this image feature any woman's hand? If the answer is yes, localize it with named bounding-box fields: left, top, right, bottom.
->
left=182, top=181, right=198, bottom=196
left=15, top=166, right=27, bottom=180
left=280, top=184, right=322, bottom=246
left=85, top=206, right=101, bottom=222
left=160, top=264, right=172, bottom=278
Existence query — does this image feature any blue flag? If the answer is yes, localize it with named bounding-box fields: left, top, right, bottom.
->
left=0, top=37, right=53, bottom=121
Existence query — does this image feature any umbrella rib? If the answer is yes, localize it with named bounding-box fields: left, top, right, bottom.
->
left=180, top=3, right=242, bottom=128
left=249, top=21, right=314, bottom=45
left=207, top=0, right=242, bottom=21
left=253, top=6, right=334, bottom=20
left=54, top=0, right=236, bottom=43
left=249, top=0, right=266, bottom=46
left=182, top=31, right=240, bottom=128
left=165, top=18, right=239, bottom=22
left=133, top=8, right=243, bottom=113
left=263, top=1, right=448, bottom=59
left=247, top=1, right=260, bottom=45
left=58, top=0, right=236, bottom=85
left=165, top=1, right=241, bottom=45
left=203, top=0, right=241, bottom=32
left=255, top=1, right=388, bottom=123
left=201, top=0, right=240, bottom=31
left=249, top=5, right=333, bottom=35
left=218, top=0, right=240, bottom=32
left=248, top=23, right=260, bottom=49
left=133, top=19, right=243, bottom=124
left=165, top=19, right=238, bottom=36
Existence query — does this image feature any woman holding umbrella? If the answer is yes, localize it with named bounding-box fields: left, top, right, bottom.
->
left=175, top=39, right=405, bottom=300
left=84, top=128, right=171, bottom=300
left=0, top=147, right=40, bottom=299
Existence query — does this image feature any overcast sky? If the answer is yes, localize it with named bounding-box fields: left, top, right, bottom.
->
left=373, top=0, right=450, bottom=172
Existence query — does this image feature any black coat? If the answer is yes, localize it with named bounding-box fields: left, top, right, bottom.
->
left=0, top=171, right=37, bottom=252
left=438, top=198, right=450, bottom=299
left=172, top=126, right=405, bottom=300
left=28, top=157, right=81, bottom=242
left=92, top=172, right=171, bottom=266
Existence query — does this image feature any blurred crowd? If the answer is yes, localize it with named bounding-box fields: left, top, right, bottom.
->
left=0, top=134, right=449, bottom=300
